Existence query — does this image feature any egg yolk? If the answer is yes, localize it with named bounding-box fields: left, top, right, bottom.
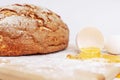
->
left=67, top=47, right=101, bottom=59
left=101, top=53, right=120, bottom=63
left=67, top=47, right=120, bottom=63
left=80, top=47, right=101, bottom=59
left=116, top=74, right=120, bottom=78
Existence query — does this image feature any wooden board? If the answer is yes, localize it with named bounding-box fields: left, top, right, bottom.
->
left=0, top=44, right=120, bottom=80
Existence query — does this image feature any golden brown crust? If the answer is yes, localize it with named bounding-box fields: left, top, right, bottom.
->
left=0, top=4, right=69, bottom=56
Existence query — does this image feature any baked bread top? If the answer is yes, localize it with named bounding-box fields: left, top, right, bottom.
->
left=0, top=4, right=69, bottom=56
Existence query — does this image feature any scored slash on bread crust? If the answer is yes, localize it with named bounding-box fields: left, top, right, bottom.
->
left=0, top=4, right=69, bottom=56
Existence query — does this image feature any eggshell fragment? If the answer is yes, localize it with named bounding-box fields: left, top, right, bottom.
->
left=76, top=27, right=104, bottom=50
left=105, top=35, right=120, bottom=54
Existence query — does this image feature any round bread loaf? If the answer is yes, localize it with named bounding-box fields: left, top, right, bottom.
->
left=0, top=4, right=69, bottom=56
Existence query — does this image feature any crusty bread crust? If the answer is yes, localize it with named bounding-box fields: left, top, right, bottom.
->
left=0, top=4, right=69, bottom=56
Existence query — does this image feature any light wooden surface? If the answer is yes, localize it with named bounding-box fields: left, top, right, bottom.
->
left=0, top=44, right=120, bottom=80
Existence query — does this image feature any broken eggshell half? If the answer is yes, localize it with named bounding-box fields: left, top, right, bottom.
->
left=76, top=27, right=104, bottom=51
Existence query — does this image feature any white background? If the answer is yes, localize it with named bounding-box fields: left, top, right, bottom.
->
left=0, top=0, right=120, bottom=44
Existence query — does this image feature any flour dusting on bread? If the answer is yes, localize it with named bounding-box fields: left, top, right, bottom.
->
left=0, top=4, right=69, bottom=56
